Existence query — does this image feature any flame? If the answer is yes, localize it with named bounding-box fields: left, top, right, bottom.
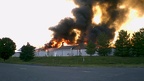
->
left=92, top=5, right=102, bottom=24
left=119, top=5, right=126, bottom=9
left=50, top=40, right=58, bottom=48
left=48, top=38, right=70, bottom=48
left=73, top=29, right=81, bottom=43
left=121, top=8, right=144, bottom=36
left=46, top=1, right=144, bottom=48
left=112, top=31, right=119, bottom=47
left=61, top=39, right=70, bottom=46
left=113, top=8, right=144, bottom=45
left=46, top=29, right=81, bottom=49
left=48, top=29, right=81, bottom=48
left=63, top=42, right=68, bottom=46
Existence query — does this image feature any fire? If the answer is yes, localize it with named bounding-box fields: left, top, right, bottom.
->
left=46, top=38, right=71, bottom=48
left=46, top=0, right=144, bottom=49
left=119, top=5, right=126, bottom=9
left=51, top=40, right=57, bottom=47
left=57, top=39, right=70, bottom=48
left=121, top=8, right=144, bottom=36
left=113, top=8, right=144, bottom=45
left=73, top=29, right=81, bottom=43
left=45, top=29, right=81, bottom=48
left=60, top=39, right=70, bottom=46
left=112, top=31, right=119, bottom=47
left=63, top=42, right=68, bottom=46
left=92, top=5, right=102, bottom=24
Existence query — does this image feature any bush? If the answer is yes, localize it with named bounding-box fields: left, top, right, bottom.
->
left=20, top=43, right=35, bottom=62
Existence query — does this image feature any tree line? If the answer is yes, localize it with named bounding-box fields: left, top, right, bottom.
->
left=86, top=28, right=144, bottom=57
left=0, top=28, right=144, bottom=62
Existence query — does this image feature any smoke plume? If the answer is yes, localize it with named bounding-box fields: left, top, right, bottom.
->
left=47, top=0, right=144, bottom=48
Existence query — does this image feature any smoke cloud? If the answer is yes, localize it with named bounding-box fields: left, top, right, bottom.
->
left=47, top=0, right=144, bottom=47
left=49, top=18, right=76, bottom=44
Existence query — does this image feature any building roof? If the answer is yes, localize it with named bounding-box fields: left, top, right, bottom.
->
left=59, top=45, right=77, bottom=50
left=58, top=44, right=86, bottom=50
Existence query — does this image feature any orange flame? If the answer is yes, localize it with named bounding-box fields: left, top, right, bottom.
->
left=92, top=4, right=102, bottom=24
left=121, top=8, right=144, bottom=34
left=113, top=7, right=144, bottom=45
left=49, top=38, right=71, bottom=48
left=73, top=29, right=81, bottom=43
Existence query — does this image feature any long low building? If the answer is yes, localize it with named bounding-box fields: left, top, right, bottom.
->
left=35, top=45, right=98, bottom=57
left=13, top=45, right=114, bottom=57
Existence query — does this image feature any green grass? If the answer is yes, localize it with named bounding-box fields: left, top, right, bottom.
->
left=0, top=56, right=144, bottom=67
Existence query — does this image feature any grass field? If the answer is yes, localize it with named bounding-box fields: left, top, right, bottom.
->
left=0, top=56, right=144, bottom=67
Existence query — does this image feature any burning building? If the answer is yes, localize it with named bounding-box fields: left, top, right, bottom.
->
left=45, top=0, right=144, bottom=49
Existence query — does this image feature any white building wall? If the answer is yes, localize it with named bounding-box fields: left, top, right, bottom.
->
left=53, top=49, right=71, bottom=56
left=12, top=52, right=20, bottom=57
left=35, top=51, right=48, bottom=57
left=12, top=48, right=110, bottom=57
left=53, top=49, right=98, bottom=56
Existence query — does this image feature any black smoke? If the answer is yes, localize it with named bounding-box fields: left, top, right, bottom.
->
left=47, top=0, right=144, bottom=47
left=49, top=18, right=76, bottom=44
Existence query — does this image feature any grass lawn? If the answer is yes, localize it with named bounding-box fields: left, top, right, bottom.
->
left=0, top=56, right=144, bottom=67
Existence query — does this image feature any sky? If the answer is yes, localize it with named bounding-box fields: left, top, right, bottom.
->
left=1, top=0, right=144, bottom=50
left=0, top=0, right=76, bottom=49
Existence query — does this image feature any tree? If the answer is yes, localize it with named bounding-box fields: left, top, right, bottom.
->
left=20, top=42, right=35, bottom=62
left=0, top=37, right=16, bottom=61
left=97, top=33, right=111, bottom=56
left=114, top=30, right=131, bottom=57
left=131, top=28, right=144, bottom=57
left=86, top=41, right=96, bottom=56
